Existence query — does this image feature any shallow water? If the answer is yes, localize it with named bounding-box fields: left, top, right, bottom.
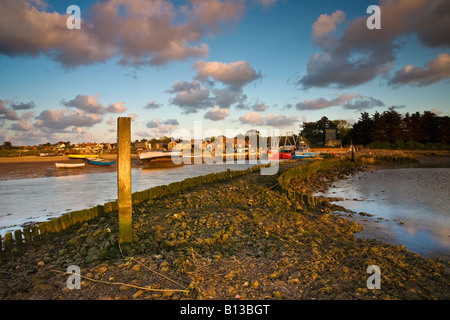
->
left=315, top=165, right=450, bottom=261
left=0, top=163, right=257, bottom=236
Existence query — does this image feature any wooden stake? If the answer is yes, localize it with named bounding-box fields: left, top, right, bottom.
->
left=118, top=117, right=133, bottom=243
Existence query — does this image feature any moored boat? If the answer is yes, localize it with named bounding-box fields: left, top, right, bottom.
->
left=291, top=146, right=319, bottom=159
left=291, top=139, right=318, bottom=159
left=279, top=146, right=295, bottom=159
left=139, top=150, right=181, bottom=163
left=291, top=150, right=311, bottom=159
left=267, top=150, right=280, bottom=160
left=68, top=154, right=99, bottom=159
left=55, top=162, right=85, bottom=169
left=86, top=158, right=116, bottom=166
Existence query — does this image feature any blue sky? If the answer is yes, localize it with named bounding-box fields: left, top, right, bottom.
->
left=0, top=0, right=449, bottom=145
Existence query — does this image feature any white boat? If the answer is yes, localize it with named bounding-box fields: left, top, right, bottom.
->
left=139, top=150, right=181, bottom=162
left=55, top=162, right=85, bottom=169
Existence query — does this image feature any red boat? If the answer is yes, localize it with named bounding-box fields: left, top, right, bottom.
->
left=279, top=146, right=295, bottom=159
left=267, top=150, right=281, bottom=160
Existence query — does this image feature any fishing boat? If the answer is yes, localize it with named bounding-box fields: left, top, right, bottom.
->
left=139, top=150, right=182, bottom=163
left=86, top=158, right=116, bottom=166
left=279, top=146, right=295, bottom=159
left=267, top=150, right=280, bottom=160
left=68, top=154, right=99, bottom=159
left=55, top=162, right=85, bottom=169
left=291, top=149, right=311, bottom=159
left=291, top=140, right=318, bottom=159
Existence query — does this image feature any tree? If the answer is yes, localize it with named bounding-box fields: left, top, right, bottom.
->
left=3, top=141, right=12, bottom=149
left=316, top=116, right=331, bottom=133
left=404, top=112, right=423, bottom=142
left=378, top=108, right=404, bottom=143
left=350, top=112, right=374, bottom=145
left=301, top=122, right=322, bottom=139
left=333, top=120, right=352, bottom=145
left=421, top=111, right=440, bottom=143
left=349, top=109, right=449, bottom=148
left=438, top=116, right=450, bottom=144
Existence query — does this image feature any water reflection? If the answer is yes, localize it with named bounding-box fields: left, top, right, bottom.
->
left=315, top=167, right=450, bottom=261
left=0, top=163, right=256, bottom=235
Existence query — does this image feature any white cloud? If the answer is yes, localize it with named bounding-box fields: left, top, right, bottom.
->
left=204, top=108, right=230, bottom=121
left=62, top=95, right=106, bottom=114
left=252, top=103, right=269, bottom=111
left=299, top=0, right=450, bottom=89
left=312, top=10, right=345, bottom=39
left=296, top=93, right=359, bottom=110
left=35, top=108, right=103, bottom=131
left=239, top=112, right=298, bottom=128
left=144, top=101, right=162, bottom=110
left=168, top=80, right=212, bottom=114
left=0, top=100, right=19, bottom=120
left=389, top=53, right=450, bottom=87
left=239, top=111, right=263, bottom=126
left=106, top=102, right=127, bottom=113
left=195, top=60, right=261, bottom=88
left=0, top=0, right=253, bottom=67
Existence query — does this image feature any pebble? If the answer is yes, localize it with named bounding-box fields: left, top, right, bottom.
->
left=133, top=290, right=145, bottom=299
left=132, top=265, right=141, bottom=271
left=119, top=285, right=131, bottom=291
left=97, top=266, right=108, bottom=274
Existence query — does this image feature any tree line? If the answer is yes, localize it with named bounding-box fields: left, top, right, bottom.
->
left=350, top=108, right=450, bottom=149
left=301, top=108, right=450, bottom=149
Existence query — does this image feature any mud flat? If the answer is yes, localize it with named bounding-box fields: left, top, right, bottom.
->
left=0, top=158, right=448, bottom=301
left=312, top=157, right=450, bottom=262
left=0, top=154, right=140, bottom=181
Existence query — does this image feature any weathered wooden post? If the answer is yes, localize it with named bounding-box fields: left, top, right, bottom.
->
left=118, top=117, right=133, bottom=243
left=351, top=139, right=355, bottom=163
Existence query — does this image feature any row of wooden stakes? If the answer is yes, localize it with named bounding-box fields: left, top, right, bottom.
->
left=0, top=164, right=272, bottom=253
left=277, top=158, right=353, bottom=210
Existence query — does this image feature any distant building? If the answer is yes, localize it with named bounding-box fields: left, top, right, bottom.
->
left=325, top=122, right=342, bottom=147
left=211, top=137, right=249, bottom=151
left=153, top=142, right=168, bottom=150
left=135, top=141, right=150, bottom=151
left=167, top=140, right=178, bottom=151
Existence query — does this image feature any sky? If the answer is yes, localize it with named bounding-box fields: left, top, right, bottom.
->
left=0, top=0, right=449, bottom=145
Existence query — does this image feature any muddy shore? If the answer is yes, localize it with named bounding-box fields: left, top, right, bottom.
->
left=0, top=154, right=139, bottom=181
left=0, top=157, right=448, bottom=300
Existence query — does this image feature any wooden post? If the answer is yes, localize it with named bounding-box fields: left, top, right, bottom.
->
left=351, top=139, right=355, bottom=163
left=118, top=117, right=133, bottom=243
left=14, top=230, right=23, bottom=246
left=23, top=228, right=32, bottom=244
left=4, top=232, right=13, bottom=249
